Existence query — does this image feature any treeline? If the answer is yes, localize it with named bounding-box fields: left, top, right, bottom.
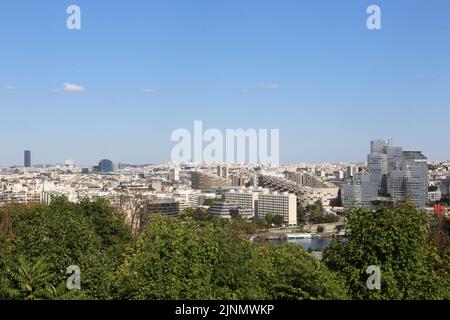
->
left=0, top=197, right=449, bottom=300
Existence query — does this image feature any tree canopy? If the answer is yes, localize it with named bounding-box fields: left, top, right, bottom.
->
left=323, top=202, right=450, bottom=300
left=1, top=198, right=449, bottom=300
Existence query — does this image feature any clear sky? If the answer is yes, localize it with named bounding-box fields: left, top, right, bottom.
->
left=1, top=0, right=449, bottom=165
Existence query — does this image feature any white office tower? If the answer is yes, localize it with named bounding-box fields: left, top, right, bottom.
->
left=342, top=174, right=377, bottom=209
left=256, top=190, right=297, bottom=226
left=386, top=146, right=404, bottom=172
left=371, top=138, right=393, bottom=154
left=342, top=182, right=362, bottom=208
left=217, top=165, right=229, bottom=179
left=343, top=139, right=428, bottom=209
left=361, top=174, right=378, bottom=207
left=169, top=167, right=180, bottom=182
left=389, top=151, right=428, bottom=209
left=367, top=153, right=388, bottom=195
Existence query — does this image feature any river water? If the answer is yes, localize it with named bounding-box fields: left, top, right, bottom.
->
left=267, top=237, right=335, bottom=250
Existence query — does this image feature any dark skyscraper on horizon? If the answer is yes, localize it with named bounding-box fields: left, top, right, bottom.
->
left=98, top=159, right=114, bottom=173
left=24, top=150, right=31, bottom=168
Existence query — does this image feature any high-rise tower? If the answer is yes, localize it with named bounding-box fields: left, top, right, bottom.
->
left=24, top=150, right=31, bottom=168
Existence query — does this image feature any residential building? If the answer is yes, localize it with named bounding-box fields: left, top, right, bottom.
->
left=256, top=190, right=297, bottom=226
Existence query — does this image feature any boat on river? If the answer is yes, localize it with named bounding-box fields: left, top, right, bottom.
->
left=285, top=233, right=318, bottom=240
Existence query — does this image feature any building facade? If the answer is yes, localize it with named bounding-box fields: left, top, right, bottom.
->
left=256, top=190, right=297, bottom=226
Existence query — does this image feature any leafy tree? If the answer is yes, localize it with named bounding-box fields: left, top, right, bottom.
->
left=113, top=215, right=348, bottom=300
left=0, top=255, right=81, bottom=300
left=1, top=196, right=133, bottom=299
left=311, top=200, right=324, bottom=214
left=265, top=213, right=284, bottom=227
left=253, top=217, right=267, bottom=229
left=229, top=218, right=258, bottom=238
left=113, top=216, right=264, bottom=299
left=323, top=202, right=450, bottom=300
left=272, top=214, right=284, bottom=227
left=309, top=203, right=339, bottom=224
left=310, top=209, right=323, bottom=224
left=4, top=196, right=448, bottom=301
left=181, top=207, right=209, bottom=222
left=257, top=244, right=349, bottom=300
left=297, top=207, right=307, bottom=226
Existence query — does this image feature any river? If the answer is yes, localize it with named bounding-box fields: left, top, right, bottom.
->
left=266, top=237, right=342, bottom=251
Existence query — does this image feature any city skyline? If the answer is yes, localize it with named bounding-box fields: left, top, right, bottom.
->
left=1, top=0, right=450, bottom=164
left=0, top=136, right=447, bottom=167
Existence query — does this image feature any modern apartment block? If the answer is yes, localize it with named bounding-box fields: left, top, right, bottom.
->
left=0, top=190, right=41, bottom=206
left=208, top=201, right=236, bottom=219
left=256, top=190, right=297, bottom=226
left=224, top=188, right=259, bottom=210
left=191, top=171, right=232, bottom=190
left=285, top=171, right=335, bottom=188
left=297, top=186, right=339, bottom=208
left=342, top=139, right=428, bottom=209
left=222, top=187, right=297, bottom=225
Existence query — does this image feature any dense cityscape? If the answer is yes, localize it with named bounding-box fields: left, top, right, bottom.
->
left=1, top=139, right=448, bottom=231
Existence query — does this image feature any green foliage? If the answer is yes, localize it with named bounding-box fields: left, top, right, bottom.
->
left=301, top=201, right=339, bottom=224
left=0, top=255, right=83, bottom=300
left=113, top=215, right=345, bottom=300
left=258, top=244, right=349, bottom=300
left=428, top=185, right=438, bottom=192
left=263, top=213, right=284, bottom=227
left=181, top=207, right=210, bottom=222
left=323, top=202, right=450, bottom=300
left=113, top=216, right=263, bottom=299
left=203, top=198, right=220, bottom=207
left=297, top=207, right=307, bottom=226
left=0, top=196, right=133, bottom=299
left=253, top=217, right=268, bottom=228
left=310, top=211, right=339, bottom=224
left=228, top=218, right=258, bottom=238
left=2, top=197, right=449, bottom=301
left=272, top=214, right=284, bottom=227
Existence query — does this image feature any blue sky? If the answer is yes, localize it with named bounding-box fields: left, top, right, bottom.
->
left=1, top=0, right=449, bottom=165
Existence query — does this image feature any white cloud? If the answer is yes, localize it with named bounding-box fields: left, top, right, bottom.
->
left=54, top=83, right=85, bottom=93
left=3, top=86, right=16, bottom=90
left=142, top=88, right=158, bottom=94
